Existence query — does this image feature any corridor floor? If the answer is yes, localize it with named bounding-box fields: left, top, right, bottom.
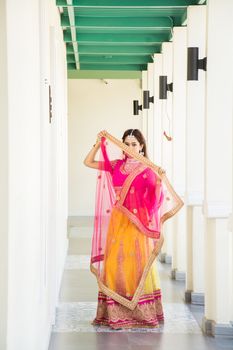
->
left=48, top=218, right=233, bottom=350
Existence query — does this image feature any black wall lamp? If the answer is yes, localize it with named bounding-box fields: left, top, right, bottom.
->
left=133, top=100, right=142, bottom=115
left=143, top=90, right=154, bottom=109
left=159, top=76, right=173, bottom=99
left=187, top=47, right=207, bottom=81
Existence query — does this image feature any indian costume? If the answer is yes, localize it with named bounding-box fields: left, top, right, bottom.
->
left=90, top=131, right=184, bottom=329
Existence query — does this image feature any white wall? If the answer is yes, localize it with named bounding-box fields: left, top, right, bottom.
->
left=0, top=1, right=68, bottom=349
left=68, top=79, right=142, bottom=216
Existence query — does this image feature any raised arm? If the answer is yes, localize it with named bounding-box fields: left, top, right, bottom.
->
left=83, top=139, right=101, bottom=169
left=83, top=130, right=107, bottom=169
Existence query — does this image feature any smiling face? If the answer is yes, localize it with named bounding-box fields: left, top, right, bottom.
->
left=123, top=135, right=143, bottom=158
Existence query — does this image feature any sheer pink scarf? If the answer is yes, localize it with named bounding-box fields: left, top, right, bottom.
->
left=90, top=133, right=184, bottom=275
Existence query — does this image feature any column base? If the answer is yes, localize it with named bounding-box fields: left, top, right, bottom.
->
left=191, top=292, right=205, bottom=305
left=159, top=252, right=166, bottom=263
left=165, top=254, right=172, bottom=264
left=202, top=317, right=233, bottom=338
left=171, top=268, right=186, bottom=281
left=159, top=253, right=172, bottom=264
left=184, top=291, right=205, bottom=305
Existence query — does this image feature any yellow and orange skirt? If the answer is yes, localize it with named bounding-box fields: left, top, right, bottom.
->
left=92, top=207, right=164, bottom=329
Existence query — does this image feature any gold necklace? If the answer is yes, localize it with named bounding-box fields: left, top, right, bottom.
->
left=121, top=158, right=140, bottom=174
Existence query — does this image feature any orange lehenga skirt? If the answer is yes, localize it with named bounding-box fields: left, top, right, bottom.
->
left=92, top=206, right=164, bottom=329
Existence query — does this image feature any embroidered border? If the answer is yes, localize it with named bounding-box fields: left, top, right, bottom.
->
left=115, top=203, right=161, bottom=239
left=90, top=233, right=164, bottom=311
left=102, top=131, right=184, bottom=223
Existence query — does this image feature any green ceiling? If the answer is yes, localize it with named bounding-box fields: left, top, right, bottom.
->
left=56, top=0, right=205, bottom=79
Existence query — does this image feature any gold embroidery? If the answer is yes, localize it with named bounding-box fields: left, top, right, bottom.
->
left=135, top=238, right=143, bottom=285
left=103, top=131, right=184, bottom=221
left=115, top=240, right=126, bottom=296
left=130, top=187, right=135, bottom=194
left=90, top=233, right=164, bottom=311
left=120, top=160, right=141, bottom=174
left=93, top=290, right=164, bottom=329
left=115, top=203, right=160, bottom=238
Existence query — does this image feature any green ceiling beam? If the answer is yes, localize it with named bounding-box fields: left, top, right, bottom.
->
left=79, top=63, right=148, bottom=70
left=60, top=16, right=173, bottom=28
left=64, top=8, right=187, bottom=18
left=57, top=0, right=200, bottom=6
left=66, top=43, right=162, bottom=55
left=74, top=28, right=172, bottom=35
left=68, top=69, right=142, bottom=79
left=61, top=6, right=189, bottom=18
left=57, top=0, right=201, bottom=75
left=67, top=63, right=147, bottom=70
left=67, top=54, right=153, bottom=64
left=63, top=31, right=171, bottom=44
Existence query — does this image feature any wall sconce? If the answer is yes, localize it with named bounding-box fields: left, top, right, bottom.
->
left=133, top=100, right=142, bottom=115
left=143, top=90, right=154, bottom=109
left=159, top=76, right=173, bottom=99
left=187, top=47, right=207, bottom=81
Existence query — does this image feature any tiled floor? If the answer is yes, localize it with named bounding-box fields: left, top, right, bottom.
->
left=48, top=218, right=233, bottom=350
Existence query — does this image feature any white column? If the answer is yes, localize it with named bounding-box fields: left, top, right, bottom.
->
left=160, top=42, right=173, bottom=263
left=161, top=42, right=173, bottom=179
left=153, top=53, right=168, bottom=262
left=202, top=0, right=233, bottom=337
left=3, top=0, right=68, bottom=349
left=153, top=53, right=163, bottom=166
left=171, top=27, right=187, bottom=281
left=147, top=63, right=155, bottom=161
left=141, top=71, right=148, bottom=140
left=0, top=1, right=8, bottom=348
left=185, top=5, right=206, bottom=304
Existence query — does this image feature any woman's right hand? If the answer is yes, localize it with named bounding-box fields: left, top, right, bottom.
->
left=97, top=130, right=107, bottom=141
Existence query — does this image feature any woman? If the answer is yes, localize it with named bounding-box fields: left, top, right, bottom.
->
left=83, top=129, right=183, bottom=329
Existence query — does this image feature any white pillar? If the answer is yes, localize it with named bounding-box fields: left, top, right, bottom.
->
left=147, top=63, right=155, bottom=161
left=185, top=5, right=206, bottom=304
left=141, top=71, right=148, bottom=140
left=2, top=1, right=69, bottom=349
left=171, top=27, right=187, bottom=281
left=153, top=53, right=168, bottom=262
left=0, top=1, right=8, bottom=348
left=160, top=42, right=173, bottom=264
left=153, top=54, right=163, bottom=166
left=202, top=0, right=233, bottom=337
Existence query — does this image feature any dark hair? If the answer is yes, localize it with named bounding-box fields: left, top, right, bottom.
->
left=122, top=129, right=148, bottom=158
